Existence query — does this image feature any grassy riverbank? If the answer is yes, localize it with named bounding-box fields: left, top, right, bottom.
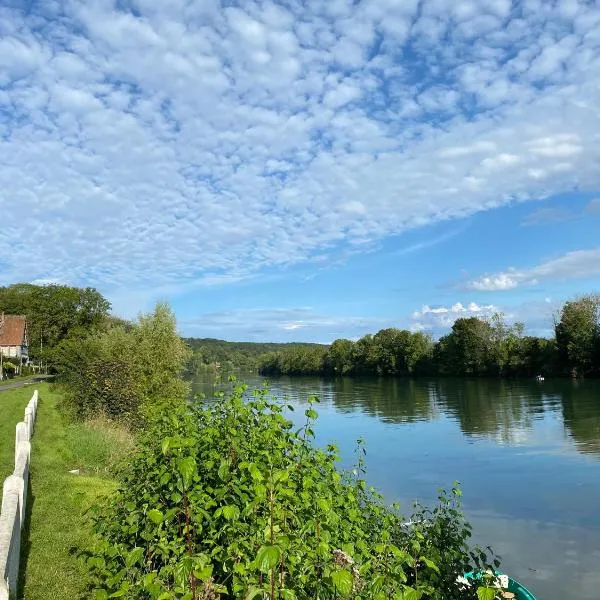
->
left=0, top=386, right=33, bottom=480
left=10, top=383, right=134, bottom=600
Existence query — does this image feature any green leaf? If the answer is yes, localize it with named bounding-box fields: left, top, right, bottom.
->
left=477, top=587, right=497, bottom=600
left=218, top=460, right=230, bottom=481
left=245, top=586, right=265, bottom=600
left=304, top=409, right=318, bottom=420
left=222, top=505, right=240, bottom=521
left=87, top=557, right=105, bottom=570
left=147, top=509, right=164, bottom=524
left=419, top=556, right=439, bottom=574
left=95, top=590, right=108, bottom=600
left=177, top=456, right=196, bottom=488
left=331, top=570, right=353, bottom=597
left=193, top=565, right=213, bottom=582
left=401, top=588, right=423, bottom=600
left=125, top=547, right=144, bottom=567
left=255, top=545, right=281, bottom=573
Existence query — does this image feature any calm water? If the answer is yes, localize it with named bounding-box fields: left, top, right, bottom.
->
left=191, top=375, right=600, bottom=600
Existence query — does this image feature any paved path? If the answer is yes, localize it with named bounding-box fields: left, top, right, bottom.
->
left=0, top=376, right=53, bottom=393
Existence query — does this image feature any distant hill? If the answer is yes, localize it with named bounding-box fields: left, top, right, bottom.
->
left=183, top=337, right=327, bottom=373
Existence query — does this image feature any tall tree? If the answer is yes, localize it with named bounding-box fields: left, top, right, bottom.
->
left=326, top=338, right=356, bottom=375
left=442, top=318, right=493, bottom=376
left=555, top=295, right=600, bottom=377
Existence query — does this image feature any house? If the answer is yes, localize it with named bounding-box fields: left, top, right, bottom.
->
left=0, top=313, right=29, bottom=364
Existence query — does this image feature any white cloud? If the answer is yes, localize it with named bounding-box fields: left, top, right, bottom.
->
left=468, top=247, right=600, bottom=291
left=0, top=0, right=599, bottom=297
left=180, top=308, right=385, bottom=342
left=412, top=301, right=499, bottom=331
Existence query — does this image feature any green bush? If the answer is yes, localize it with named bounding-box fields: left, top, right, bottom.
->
left=56, top=303, right=190, bottom=423
left=87, top=382, right=498, bottom=599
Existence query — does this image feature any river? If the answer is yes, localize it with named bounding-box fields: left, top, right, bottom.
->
left=191, top=374, right=600, bottom=600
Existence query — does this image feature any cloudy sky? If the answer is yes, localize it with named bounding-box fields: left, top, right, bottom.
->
left=1, top=0, right=600, bottom=341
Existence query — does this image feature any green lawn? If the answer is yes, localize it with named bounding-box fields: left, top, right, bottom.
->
left=0, top=375, right=36, bottom=387
left=11, top=383, right=131, bottom=600
left=0, top=385, right=33, bottom=480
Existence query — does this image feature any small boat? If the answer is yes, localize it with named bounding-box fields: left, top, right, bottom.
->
left=462, top=571, right=538, bottom=600
left=535, top=375, right=545, bottom=382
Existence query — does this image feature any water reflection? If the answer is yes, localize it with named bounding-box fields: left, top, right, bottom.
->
left=560, top=380, right=600, bottom=456
left=249, top=376, right=600, bottom=458
left=192, top=374, right=600, bottom=458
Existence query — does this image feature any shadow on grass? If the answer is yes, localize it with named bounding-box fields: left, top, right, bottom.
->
left=17, top=477, right=34, bottom=598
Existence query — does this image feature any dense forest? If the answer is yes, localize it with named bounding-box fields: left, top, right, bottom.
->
left=257, top=296, right=600, bottom=379
left=183, top=337, right=325, bottom=374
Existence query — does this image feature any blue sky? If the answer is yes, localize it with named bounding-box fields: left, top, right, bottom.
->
left=1, top=0, right=600, bottom=342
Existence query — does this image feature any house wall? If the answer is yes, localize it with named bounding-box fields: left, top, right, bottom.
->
left=0, top=347, right=26, bottom=359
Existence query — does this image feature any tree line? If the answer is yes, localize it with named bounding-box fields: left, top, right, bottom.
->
left=184, top=338, right=324, bottom=375
left=258, top=295, right=600, bottom=379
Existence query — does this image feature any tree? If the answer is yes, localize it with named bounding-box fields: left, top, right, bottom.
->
left=0, top=283, right=111, bottom=365
left=57, top=302, right=190, bottom=422
left=372, top=328, right=403, bottom=375
left=441, top=318, right=493, bottom=376
left=325, top=339, right=355, bottom=375
left=352, top=334, right=377, bottom=374
left=399, top=330, right=433, bottom=375
left=488, top=313, right=524, bottom=376
left=555, top=295, right=600, bottom=377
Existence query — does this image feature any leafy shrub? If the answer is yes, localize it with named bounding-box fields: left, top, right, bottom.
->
left=56, top=303, right=190, bottom=423
left=87, top=381, right=498, bottom=599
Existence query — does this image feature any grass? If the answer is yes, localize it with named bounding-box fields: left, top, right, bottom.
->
left=0, top=385, right=33, bottom=480
left=15, top=383, right=135, bottom=600
left=0, top=375, right=35, bottom=387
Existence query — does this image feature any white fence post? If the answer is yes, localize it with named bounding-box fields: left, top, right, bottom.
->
left=0, top=479, right=21, bottom=598
left=14, top=423, right=29, bottom=468
left=0, top=390, right=38, bottom=600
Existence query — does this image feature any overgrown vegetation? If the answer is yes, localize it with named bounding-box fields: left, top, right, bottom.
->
left=55, top=303, right=191, bottom=423
left=87, top=381, right=499, bottom=600
left=258, top=295, right=600, bottom=379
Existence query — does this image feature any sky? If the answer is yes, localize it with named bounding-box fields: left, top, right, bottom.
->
left=1, top=0, right=600, bottom=342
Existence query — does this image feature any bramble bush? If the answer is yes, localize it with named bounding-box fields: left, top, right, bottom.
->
left=86, top=381, right=500, bottom=599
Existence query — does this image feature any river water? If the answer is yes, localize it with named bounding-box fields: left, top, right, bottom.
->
left=191, top=374, right=600, bottom=600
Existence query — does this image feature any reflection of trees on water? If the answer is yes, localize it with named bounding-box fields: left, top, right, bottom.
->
left=559, top=380, right=600, bottom=456
left=432, top=379, right=543, bottom=444
left=329, top=377, right=438, bottom=423
left=331, top=377, right=600, bottom=457
left=191, top=373, right=600, bottom=458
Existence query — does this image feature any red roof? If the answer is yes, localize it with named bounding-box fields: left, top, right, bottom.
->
left=0, top=315, right=27, bottom=346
